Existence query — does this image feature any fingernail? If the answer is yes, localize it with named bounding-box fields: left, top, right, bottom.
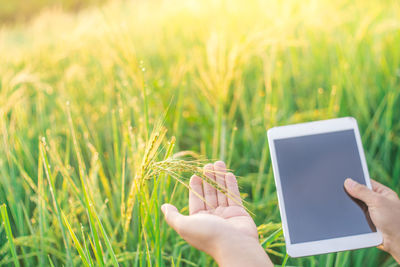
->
left=345, top=178, right=357, bottom=188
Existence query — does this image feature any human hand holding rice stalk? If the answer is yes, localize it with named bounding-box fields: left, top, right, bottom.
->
left=121, top=124, right=273, bottom=266
left=161, top=161, right=273, bottom=267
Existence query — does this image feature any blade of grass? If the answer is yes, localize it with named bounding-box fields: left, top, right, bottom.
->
left=226, top=123, right=237, bottom=168
left=67, top=103, right=105, bottom=266
left=37, top=143, right=47, bottom=267
left=80, top=228, right=95, bottom=267
left=61, top=212, right=90, bottom=267
left=40, top=139, right=72, bottom=266
left=0, top=204, right=20, bottom=267
left=91, top=208, right=119, bottom=266
left=281, top=253, right=289, bottom=267
left=48, top=255, right=56, bottom=267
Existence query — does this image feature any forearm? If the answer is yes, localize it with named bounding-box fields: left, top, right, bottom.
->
left=213, top=235, right=273, bottom=267
left=389, top=242, right=400, bottom=264
left=383, top=230, right=400, bottom=264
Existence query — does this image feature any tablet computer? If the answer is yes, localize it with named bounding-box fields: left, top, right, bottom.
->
left=267, top=117, right=382, bottom=257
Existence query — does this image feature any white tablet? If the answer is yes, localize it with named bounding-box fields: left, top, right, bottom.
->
left=267, top=117, right=382, bottom=257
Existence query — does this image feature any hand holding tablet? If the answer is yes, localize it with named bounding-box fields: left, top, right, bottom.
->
left=162, top=117, right=400, bottom=266
left=344, top=178, right=400, bottom=263
left=268, top=117, right=400, bottom=259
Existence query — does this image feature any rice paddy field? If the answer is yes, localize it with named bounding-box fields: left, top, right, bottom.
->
left=1, top=0, right=400, bottom=266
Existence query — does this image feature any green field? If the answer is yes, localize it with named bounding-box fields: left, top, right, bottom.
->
left=1, top=0, right=400, bottom=266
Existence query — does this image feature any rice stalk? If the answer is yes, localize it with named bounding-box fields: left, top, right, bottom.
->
left=67, top=103, right=104, bottom=266
left=39, top=138, right=72, bottom=266
left=0, top=204, right=20, bottom=267
left=123, top=124, right=167, bottom=236
left=61, top=211, right=90, bottom=267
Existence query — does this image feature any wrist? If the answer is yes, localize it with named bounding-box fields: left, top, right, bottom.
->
left=212, top=235, right=273, bottom=267
left=385, top=234, right=400, bottom=264
left=390, top=240, right=400, bottom=264
left=391, top=247, right=400, bottom=264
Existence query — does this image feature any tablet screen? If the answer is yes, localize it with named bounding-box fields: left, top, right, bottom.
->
left=274, top=129, right=376, bottom=244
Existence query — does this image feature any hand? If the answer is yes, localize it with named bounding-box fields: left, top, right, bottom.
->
left=344, top=178, right=400, bottom=263
left=161, top=161, right=273, bottom=267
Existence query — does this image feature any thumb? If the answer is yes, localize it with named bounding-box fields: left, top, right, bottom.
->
left=161, top=203, right=186, bottom=234
left=344, top=178, right=376, bottom=205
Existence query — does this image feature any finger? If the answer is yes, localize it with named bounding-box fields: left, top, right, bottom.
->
left=225, top=172, right=243, bottom=206
left=161, top=204, right=187, bottom=235
left=203, top=164, right=218, bottom=210
left=370, top=179, right=399, bottom=200
left=214, top=161, right=228, bottom=207
left=189, top=175, right=205, bottom=214
left=344, top=178, right=377, bottom=205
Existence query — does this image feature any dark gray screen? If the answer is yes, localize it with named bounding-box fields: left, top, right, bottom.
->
left=274, top=129, right=376, bottom=244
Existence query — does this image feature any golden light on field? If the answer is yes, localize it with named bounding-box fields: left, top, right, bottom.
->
left=0, top=0, right=399, bottom=266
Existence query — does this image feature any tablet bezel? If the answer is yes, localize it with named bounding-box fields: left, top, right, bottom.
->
left=267, top=117, right=382, bottom=257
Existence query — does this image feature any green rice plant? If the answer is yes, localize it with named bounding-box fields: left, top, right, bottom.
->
left=40, top=138, right=73, bottom=266
left=61, top=211, right=91, bottom=267
left=1, top=204, right=20, bottom=267
left=0, top=0, right=400, bottom=266
left=67, top=104, right=119, bottom=266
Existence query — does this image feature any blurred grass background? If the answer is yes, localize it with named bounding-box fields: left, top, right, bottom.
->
left=0, top=0, right=400, bottom=266
left=0, top=0, right=106, bottom=24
